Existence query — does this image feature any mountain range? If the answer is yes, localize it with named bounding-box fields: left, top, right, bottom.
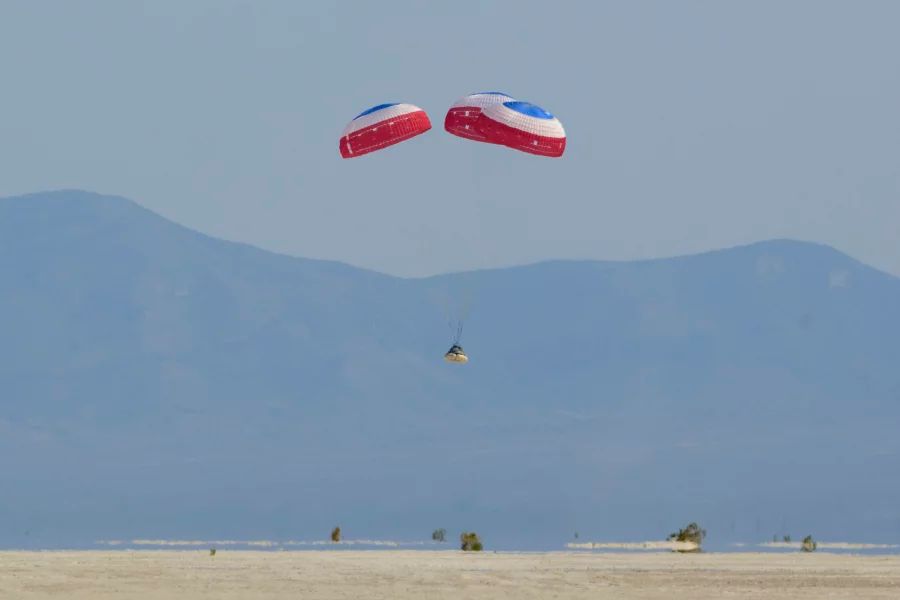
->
left=2, top=190, right=899, bottom=549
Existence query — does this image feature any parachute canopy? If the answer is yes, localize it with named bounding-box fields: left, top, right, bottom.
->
left=340, top=103, right=431, bottom=158
left=444, top=92, right=514, bottom=143
left=444, top=344, right=468, bottom=364
left=476, top=100, right=566, bottom=157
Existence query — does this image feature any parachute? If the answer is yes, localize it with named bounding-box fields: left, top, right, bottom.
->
left=339, top=103, right=431, bottom=158
left=342, top=92, right=566, bottom=363
left=444, top=92, right=514, bottom=143
left=476, top=100, right=566, bottom=157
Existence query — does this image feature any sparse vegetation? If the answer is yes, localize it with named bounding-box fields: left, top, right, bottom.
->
left=432, top=528, right=446, bottom=542
left=331, top=526, right=341, bottom=543
left=801, top=535, right=817, bottom=552
left=460, top=531, right=483, bottom=552
left=668, top=522, right=706, bottom=552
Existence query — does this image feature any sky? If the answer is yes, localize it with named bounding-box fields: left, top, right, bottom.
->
left=1, top=0, right=898, bottom=277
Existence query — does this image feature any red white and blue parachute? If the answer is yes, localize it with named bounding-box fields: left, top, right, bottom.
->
left=340, top=93, right=566, bottom=363
left=444, top=92, right=514, bottom=143
left=476, top=100, right=566, bottom=157
left=339, top=103, right=431, bottom=159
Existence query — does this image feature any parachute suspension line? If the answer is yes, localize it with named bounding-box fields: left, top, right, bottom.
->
left=446, top=319, right=463, bottom=345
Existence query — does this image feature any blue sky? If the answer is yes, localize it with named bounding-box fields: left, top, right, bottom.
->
left=1, top=1, right=898, bottom=276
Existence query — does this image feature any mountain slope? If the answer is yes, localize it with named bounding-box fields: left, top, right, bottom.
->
left=1, top=190, right=899, bottom=548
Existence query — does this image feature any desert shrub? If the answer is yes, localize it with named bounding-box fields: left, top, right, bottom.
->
left=331, top=526, right=341, bottom=543
left=460, top=531, right=483, bottom=551
left=801, top=535, right=817, bottom=552
left=668, top=522, right=706, bottom=552
left=432, top=528, right=446, bottom=542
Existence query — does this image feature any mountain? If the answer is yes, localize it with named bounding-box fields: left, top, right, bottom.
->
left=2, top=190, right=899, bottom=549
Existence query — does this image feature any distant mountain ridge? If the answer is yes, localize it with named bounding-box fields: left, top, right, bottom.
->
left=1, top=190, right=899, bottom=549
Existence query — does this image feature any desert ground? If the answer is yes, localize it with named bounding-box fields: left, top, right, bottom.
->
left=1, top=550, right=899, bottom=599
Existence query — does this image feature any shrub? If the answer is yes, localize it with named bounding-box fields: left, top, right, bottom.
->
left=460, top=531, right=483, bottom=552
left=331, top=526, right=341, bottom=543
left=668, top=522, right=706, bottom=552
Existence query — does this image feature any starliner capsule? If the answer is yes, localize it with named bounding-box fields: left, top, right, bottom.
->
left=444, top=344, right=468, bottom=364
left=339, top=103, right=431, bottom=158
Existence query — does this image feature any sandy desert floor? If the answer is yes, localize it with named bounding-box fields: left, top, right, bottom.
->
left=1, top=550, right=899, bottom=599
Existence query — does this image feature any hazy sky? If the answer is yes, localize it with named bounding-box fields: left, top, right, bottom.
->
left=1, top=1, right=898, bottom=277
